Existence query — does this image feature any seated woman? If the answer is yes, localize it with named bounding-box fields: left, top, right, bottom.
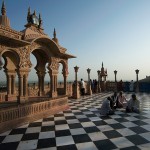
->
left=126, top=94, right=140, bottom=113
left=116, top=91, right=127, bottom=108
left=100, top=97, right=114, bottom=116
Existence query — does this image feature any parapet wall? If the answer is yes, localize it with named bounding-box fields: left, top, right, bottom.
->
left=0, top=96, right=68, bottom=133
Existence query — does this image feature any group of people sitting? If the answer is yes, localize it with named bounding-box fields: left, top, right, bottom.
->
left=100, top=91, right=140, bottom=116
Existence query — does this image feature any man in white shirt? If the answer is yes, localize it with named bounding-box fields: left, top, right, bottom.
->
left=80, top=78, right=85, bottom=96
left=100, top=97, right=114, bottom=116
left=126, top=94, right=140, bottom=113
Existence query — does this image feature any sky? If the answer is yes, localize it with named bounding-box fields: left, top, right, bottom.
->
left=0, top=0, right=150, bottom=83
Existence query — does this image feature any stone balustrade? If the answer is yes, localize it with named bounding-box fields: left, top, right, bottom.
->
left=0, top=96, right=68, bottom=133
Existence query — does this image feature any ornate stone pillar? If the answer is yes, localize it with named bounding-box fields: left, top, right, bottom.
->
left=5, top=71, right=17, bottom=101
left=63, top=75, right=67, bottom=95
left=18, top=71, right=29, bottom=103
left=49, top=73, right=58, bottom=98
left=17, top=46, right=32, bottom=103
left=48, top=58, right=59, bottom=98
left=135, top=69, right=139, bottom=92
left=37, top=71, right=45, bottom=96
left=114, top=70, right=117, bottom=91
left=23, top=74, right=28, bottom=98
left=73, top=66, right=80, bottom=99
left=87, top=68, right=92, bottom=95
left=0, top=55, right=3, bottom=70
left=62, top=66, right=69, bottom=95
left=8, top=74, right=11, bottom=95
left=12, top=74, right=16, bottom=95
left=97, top=70, right=101, bottom=93
left=19, top=74, right=23, bottom=96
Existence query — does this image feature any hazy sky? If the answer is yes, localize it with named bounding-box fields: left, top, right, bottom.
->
left=0, top=0, right=150, bottom=82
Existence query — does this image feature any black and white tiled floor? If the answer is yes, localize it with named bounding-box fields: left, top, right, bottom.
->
left=0, top=92, right=150, bottom=150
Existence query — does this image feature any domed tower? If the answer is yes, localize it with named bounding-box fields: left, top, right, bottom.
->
left=100, top=62, right=107, bottom=91
left=22, top=7, right=47, bottom=40
left=25, top=8, right=42, bottom=30
left=0, top=1, right=10, bottom=27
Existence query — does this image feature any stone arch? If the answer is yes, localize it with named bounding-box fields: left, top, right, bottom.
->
left=30, top=47, right=49, bottom=97
left=1, top=49, right=20, bottom=70
left=28, top=37, right=61, bottom=97
left=0, top=49, right=20, bottom=101
left=30, top=36, right=61, bottom=56
left=58, top=59, right=68, bottom=95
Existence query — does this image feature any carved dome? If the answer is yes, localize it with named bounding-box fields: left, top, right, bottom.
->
left=0, top=1, right=10, bottom=27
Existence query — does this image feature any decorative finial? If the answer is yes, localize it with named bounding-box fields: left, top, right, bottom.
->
left=102, top=62, right=103, bottom=68
left=33, top=10, right=36, bottom=15
left=53, top=28, right=56, bottom=38
left=27, top=7, right=31, bottom=23
left=38, top=13, right=42, bottom=28
left=1, top=1, right=6, bottom=15
left=28, top=7, right=30, bottom=14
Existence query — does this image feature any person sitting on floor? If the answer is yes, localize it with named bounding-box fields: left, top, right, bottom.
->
left=100, top=96, right=114, bottom=116
left=111, top=92, right=118, bottom=109
left=116, top=91, right=127, bottom=108
left=126, top=93, right=140, bottom=113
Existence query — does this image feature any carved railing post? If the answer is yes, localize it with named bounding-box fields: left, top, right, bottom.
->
left=73, top=66, right=80, bottom=99
left=87, top=68, right=92, bottom=95
left=114, top=70, right=117, bottom=91
left=135, top=69, right=139, bottom=92
left=97, top=70, right=101, bottom=93
left=62, top=62, right=69, bottom=95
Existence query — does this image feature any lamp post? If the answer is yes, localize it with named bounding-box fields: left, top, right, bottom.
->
left=87, top=68, right=92, bottom=95
left=73, top=66, right=80, bottom=99
left=97, top=70, right=101, bottom=92
left=114, top=70, right=117, bottom=91
left=135, top=69, right=139, bottom=92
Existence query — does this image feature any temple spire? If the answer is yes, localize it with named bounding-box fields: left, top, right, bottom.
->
left=1, top=1, right=6, bottom=15
left=52, top=28, right=59, bottom=44
left=53, top=28, right=56, bottom=38
left=33, top=10, right=36, bottom=15
left=0, top=1, right=10, bottom=27
left=38, top=13, right=42, bottom=28
left=102, top=62, right=103, bottom=68
left=27, top=7, right=31, bottom=23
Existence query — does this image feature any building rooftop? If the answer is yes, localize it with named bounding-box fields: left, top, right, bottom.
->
left=0, top=92, right=150, bottom=149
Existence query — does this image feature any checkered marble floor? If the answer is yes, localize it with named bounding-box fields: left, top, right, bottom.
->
left=0, top=92, right=150, bottom=150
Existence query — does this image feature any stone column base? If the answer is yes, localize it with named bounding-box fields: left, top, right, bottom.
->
left=6, top=95, right=17, bottom=101
left=17, top=96, right=28, bottom=104
left=38, top=91, right=45, bottom=96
